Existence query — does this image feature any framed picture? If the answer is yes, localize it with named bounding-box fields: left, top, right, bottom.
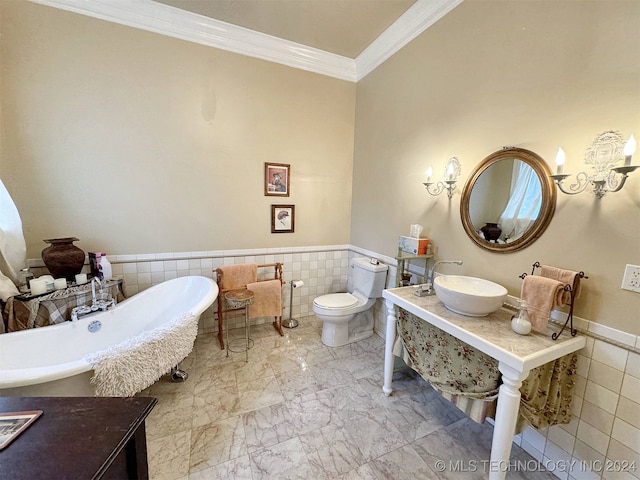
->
left=0, top=410, right=43, bottom=450
left=271, top=205, right=295, bottom=233
left=264, top=163, right=290, bottom=196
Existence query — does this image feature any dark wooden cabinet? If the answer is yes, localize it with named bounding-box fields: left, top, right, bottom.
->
left=0, top=396, right=157, bottom=479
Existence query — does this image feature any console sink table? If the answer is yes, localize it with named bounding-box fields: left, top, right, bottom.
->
left=0, top=396, right=157, bottom=479
left=383, top=286, right=585, bottom=480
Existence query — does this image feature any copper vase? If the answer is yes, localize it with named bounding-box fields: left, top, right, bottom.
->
left=41, top=237, right=86, bottom=280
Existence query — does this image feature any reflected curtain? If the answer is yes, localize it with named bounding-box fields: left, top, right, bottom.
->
left=498, top=160, right=542, bottom=241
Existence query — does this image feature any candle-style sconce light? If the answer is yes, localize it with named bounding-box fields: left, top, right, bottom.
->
left=551, top=131, right=637, bottom=198
left=424, top=157, right=462, bottom=199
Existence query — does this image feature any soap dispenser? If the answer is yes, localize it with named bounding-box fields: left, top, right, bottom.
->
left=511, top=301, right=532, bottom=335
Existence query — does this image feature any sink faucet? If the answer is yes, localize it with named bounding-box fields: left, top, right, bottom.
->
left=415, top=260, right=463, bottom=297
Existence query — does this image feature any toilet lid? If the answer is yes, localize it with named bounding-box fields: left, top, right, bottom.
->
left=314, top=293, right=358, bottom=309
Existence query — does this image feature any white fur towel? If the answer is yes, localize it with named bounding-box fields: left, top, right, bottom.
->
left=85, top=312, right=198, bottom=397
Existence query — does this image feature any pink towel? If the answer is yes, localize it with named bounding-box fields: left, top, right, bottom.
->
left=219, top=264, right=257, bottom=289
left=521, top=275, right=566, bottom=330
left=247, top=280, right=282, bottom=319
left=540, top=265, right=581, bottom=304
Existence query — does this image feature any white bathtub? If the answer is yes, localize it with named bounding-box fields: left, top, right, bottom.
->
left=0, top=276, right=218, bottom=396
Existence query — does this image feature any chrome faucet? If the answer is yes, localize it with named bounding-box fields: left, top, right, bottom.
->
left=91, top=277, right=101, bottom=305
left=70, top=277, right=116, bottom=321
left=415, top=260, right=463, bottom=296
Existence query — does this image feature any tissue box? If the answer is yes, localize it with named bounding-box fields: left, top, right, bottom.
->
left=398, top=236, right=429, bottom=255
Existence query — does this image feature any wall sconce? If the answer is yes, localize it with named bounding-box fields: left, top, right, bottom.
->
left=551, top=131, right=637, bottom=198
left=424, top=157, right=462, bottom=199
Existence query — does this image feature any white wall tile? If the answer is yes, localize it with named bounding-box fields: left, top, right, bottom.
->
left=580, top=400, right=615, bottom=436
left=137, top=262, right=151, bottom=273
left=577, top=420, right=611, bottom=455
left=626, top=352, right=640, bottom=380
left=549, top=424, right=577, bottom=454
left=592, top=340, right=629, bottom=372
left=616, top=397, right=640, bottom=430
left=588, top=359, right=625, bottom=394
left=523, top=426, right=548, bottom=454
left=621, top=374, right=640, bottom=402
left=585, top=381, right=619, bottom=415
left=605, top=439, right=640, bottom=478
left=612, top=419, right=640, bottom=455
left=122, top=263, right=137, bottom=274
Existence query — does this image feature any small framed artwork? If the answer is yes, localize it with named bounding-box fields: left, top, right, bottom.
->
left=264, top=163, right=290, bottom=197
left=271, top=205, right=295, bottom=233
left=0, top=410, right=43, bottom=450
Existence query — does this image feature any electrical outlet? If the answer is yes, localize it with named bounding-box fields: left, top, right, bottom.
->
left=621, top=264, right=640, bottom=293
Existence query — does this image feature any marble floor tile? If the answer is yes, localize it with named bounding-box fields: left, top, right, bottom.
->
left=411, top=427, right=487, bottom=480
left=249, top=437, right=312, bottom=479
left=242, top=402, right=296, bottom=452
left=341, top=410, right=408, bottom=462
left=147, top=429, right=191, bottom=480
left=371, top=444, right=439, bottom=480
left=189, top=415, right=246, bottom=474
left=237, top=375, right=284, bottom=413
left=299, top=422, right=365, bottom=478
left=188, top=455, right=253, bottom=480
left=140, top=316, right=558, bottom=480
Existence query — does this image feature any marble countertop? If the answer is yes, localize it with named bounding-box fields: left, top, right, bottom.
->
left=383, top=286, right=586, bottom=372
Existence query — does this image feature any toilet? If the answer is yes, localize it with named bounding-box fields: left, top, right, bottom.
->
left=313, top=257, right=388, bottom=347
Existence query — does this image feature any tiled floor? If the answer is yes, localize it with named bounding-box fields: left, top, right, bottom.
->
left=142, top=316, right=556, bottom=479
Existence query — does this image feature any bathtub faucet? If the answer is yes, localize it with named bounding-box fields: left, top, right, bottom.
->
left=91, top=277, right=116, bottom=312
left=70, top=278, right=116, bottom=321
left=415, top=260, right=463, bottom=297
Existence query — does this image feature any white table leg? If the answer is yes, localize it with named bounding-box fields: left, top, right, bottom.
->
left=383, top=298, right=397, bottom=396
left=488, top=362, right=529, bottom=480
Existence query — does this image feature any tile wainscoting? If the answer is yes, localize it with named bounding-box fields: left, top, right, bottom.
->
left=28, top=244, right=638, bottom=480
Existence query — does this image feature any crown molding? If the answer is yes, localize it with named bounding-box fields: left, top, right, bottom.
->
left=29, top=0, right=462, bottom=83
left=355, top=0, right=464, bottom=81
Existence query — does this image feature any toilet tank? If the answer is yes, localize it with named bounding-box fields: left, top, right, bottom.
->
left=352, top=258, right=388, bottom=299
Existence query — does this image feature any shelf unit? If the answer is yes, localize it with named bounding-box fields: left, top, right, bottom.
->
left=395, top=248, right=433, bottom=287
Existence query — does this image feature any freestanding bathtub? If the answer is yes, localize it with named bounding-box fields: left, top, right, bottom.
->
left=0, top=275, right=218, bottom=396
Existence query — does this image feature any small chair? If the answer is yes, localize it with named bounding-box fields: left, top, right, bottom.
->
left=215, top=263, right=283, bottom=350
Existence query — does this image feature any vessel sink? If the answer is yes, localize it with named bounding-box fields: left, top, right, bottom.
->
left=433, top=275, right=508, bottom=317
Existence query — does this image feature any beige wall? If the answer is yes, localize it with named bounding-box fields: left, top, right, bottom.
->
left=352, top=0, right=640, bottom=335
left=0, top=1, right=355, bottom=257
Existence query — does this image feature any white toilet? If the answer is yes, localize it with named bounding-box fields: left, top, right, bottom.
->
left=313, top=257, right=388, bottom=347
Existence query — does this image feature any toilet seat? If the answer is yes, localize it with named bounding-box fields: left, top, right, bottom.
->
left=313, top=293, right=358, bottom=309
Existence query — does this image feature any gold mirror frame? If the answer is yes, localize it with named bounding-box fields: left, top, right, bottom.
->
left=460, top=147, right=557, bottom=253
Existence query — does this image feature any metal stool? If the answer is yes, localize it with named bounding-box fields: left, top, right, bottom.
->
left=224, top=289, right=255, bottom=362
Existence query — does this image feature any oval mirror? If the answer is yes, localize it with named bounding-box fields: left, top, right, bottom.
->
left=460, top=147, right=556, bottom=253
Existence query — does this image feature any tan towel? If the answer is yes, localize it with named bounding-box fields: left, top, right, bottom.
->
left=247, top=279, right=282, bottom=319
left=540, top=265, right=581, bottom=303
left=521, top=275, right=566, bottom=330
left=219, top=264, right=257, bottom=289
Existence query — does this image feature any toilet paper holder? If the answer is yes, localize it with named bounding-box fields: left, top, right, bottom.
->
left=283, top=279, right=304, bottom=328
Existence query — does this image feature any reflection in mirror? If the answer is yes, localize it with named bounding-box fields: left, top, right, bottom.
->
left=461, top=148, right=556, bottom=253
left=469, top=159, right=542, bottom=243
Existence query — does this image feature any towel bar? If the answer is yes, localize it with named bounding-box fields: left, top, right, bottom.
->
left=518, top=261, right=588, bottom=339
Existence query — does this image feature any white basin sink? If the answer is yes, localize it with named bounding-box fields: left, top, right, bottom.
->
left=434, top=275, right=508, bottom=317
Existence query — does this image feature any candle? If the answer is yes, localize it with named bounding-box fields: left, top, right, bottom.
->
left=54, top=278, right=67, bottom=290
left=75, top=273, right=88, bottom=285
left=623, top=134, right=636, bottom=167
left=425, top=166, right=433, bottom=183
left=555, top=147, right=565, bottom=175
left=446, top=163, right=454, bottom=181
left=30, top=278, right=47, bottom=295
